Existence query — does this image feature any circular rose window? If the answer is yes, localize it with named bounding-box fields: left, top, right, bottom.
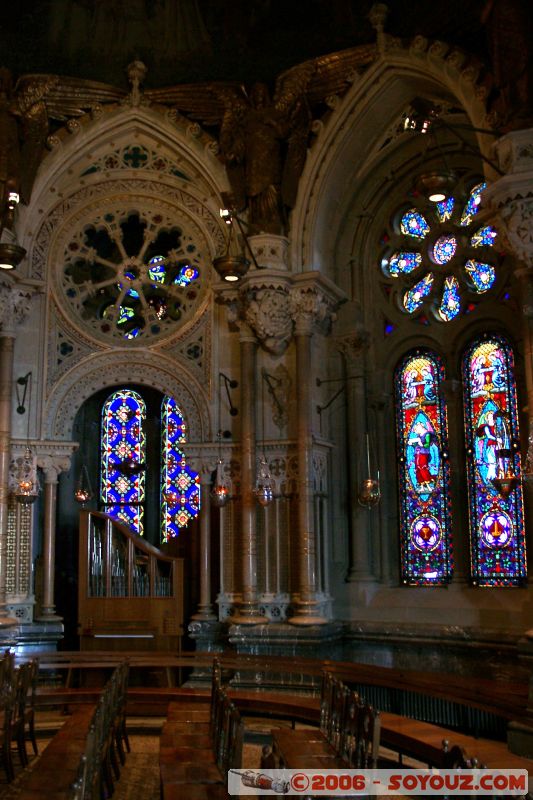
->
left=59, top=202, right=208, bottom=343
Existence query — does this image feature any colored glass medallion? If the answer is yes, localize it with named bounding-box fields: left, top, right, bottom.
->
left=438, top=276, right=461, bottom=321
left=161, top=396, right=200, bottom=541
left=403, top=273, right=434, bottom=313
left=462, top=337, right=526, bottom=586
left=465, top=260, right=496, bottom=293
left=460, top=182, right=486, bottom=226
left=432, top=234, right=457, bottom=265
left=148, top=255, right=166, bottom=283
left=101, top=389, right=146, bottom=535
left=386, top=251, right=422, bottom=277
left=174, top=265, right=200, bottom=287
left=395, top=352, right=453, bottom=585
left=400, top=209, right=430, bottom=239
left=471, top=226, right=497, bottom=248
left=435, top=197, right=455, bottom=222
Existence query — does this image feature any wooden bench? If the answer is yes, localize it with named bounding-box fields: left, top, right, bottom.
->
left=15, top=705, right=96, bottom=800
left=160, top=663, right=244, bottom=800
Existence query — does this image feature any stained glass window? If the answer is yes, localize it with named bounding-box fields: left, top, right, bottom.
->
left=403, top=273, right=434, bottom=313
left=436, top=198, right=454, bottom=222
left=460, top=182, right=486, bottom=226
left=463, top=336, right=527, bottom=586
left=161, top=396, right=200, bottom=542
left=400, top=209, right=430, bottom=239
left=464, top=260, right=496, bottom=293
left=395, top=351, right=453, bottom=585
left=385, top=252, right=422, bottom=277
left=432, top=235, right=457, bottom=265
left=438, top=276, right=461, bottom=321
left=381, top=178, right=498, bottom=323
left=471, top=226, right=497, bottom=248
left=101, top=389, right=146, bottom=535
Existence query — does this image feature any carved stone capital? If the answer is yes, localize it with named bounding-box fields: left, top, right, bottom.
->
left=484, top=130, right=533, bottom=268
left=36, top=454, right=72, bottom=484
left=243, top=286, right=293, bottom=354
left=290, top=272, right=346, bottom=337
left=334, top=329, right=369, bottom=364
left=0, top=276, right=34, bottom=336
left=10, top=440, right=77, bottom=486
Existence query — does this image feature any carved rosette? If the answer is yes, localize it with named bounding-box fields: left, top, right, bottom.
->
left=0, top=276, right=33, bottom=337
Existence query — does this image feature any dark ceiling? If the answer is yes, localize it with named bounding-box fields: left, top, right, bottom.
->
left=1, top=0, right=490, bottom=89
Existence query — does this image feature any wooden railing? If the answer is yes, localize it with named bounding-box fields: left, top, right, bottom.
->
left=78, top=511, right=184, bottom=651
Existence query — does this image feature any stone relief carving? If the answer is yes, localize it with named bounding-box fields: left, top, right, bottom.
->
left=244, top=288, right=293, bottom=355
left=31, top=178, right=225, bottom=282
left=46, top=353, right=208, bottom=442
left=46, top=302, right=100, bottom=397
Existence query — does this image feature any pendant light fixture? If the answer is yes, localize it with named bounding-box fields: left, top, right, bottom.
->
left=14, top=372, right=40, bottom=505
left=74, top=464, right=94, bottom=506
left=358, top=432, right=381, bottom=509
left=254, top=370, right=274, bottom=507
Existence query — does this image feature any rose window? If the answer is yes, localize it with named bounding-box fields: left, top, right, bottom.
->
left=381, top=180, right=499, bottom=323
left=61, top=206, right=207, bottom=342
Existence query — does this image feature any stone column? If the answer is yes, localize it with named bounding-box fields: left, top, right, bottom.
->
left=191, top=464, right=216, bottom=621
left=35, top=454, right=72, bottom=621
left=232, top=323, right=262, bottom=624
left=335, top=331, right=373, bottom=582
left=485, top=130, right=533, bottom=489
left=287, top=279, right=343, bottom=625
left=0, top=276, right=32, bottom=623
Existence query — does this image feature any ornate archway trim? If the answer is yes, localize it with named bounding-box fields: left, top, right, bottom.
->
left=290, top=37, right=494, bottom=274
left=45, top=349, right=210, bottom=442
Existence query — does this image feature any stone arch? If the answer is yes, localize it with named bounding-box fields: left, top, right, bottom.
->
left=290, top=38, right=494, bottom=277
left=45, top=349, right=210, bottom=443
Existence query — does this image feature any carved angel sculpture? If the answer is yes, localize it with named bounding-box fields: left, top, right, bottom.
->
left=213, top=65, right=314, bottom=234
left=146, top=44, right=376, bottom=235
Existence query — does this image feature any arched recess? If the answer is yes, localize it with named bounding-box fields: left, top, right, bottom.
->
left=44, top=350, right=209, bottom=443
left=290, top=38, right=495, bottom=277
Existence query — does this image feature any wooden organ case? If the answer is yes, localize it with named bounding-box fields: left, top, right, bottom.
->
left=78, top=511, right=184, bottom=651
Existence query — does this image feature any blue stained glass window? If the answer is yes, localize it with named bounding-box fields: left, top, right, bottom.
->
left=386, top=251, right=422, bottom=277
left=462, top=336, right=527, bottom=586
left=432, top=235, right=457, bottom=265
left=438, top=276, right=461, bottom=321
left=403, top=273, right=434, bottom=313
left=436, top=197, right=455, bottom=222
left=395, top=352, right=453, bottom=585
left=148, top=255, right=166, bottom=283
left=161, top=396, right=200, bottom=541
left=400, top=209, right=430, bottom=239
left=174, top=265, right=200, bottom=287
left=471, top=226, right=497, bottom=248
left=101, top=389, right=146, bottom=535
left=460, top=182, right=486, bottom=226
left=465, top=260, right=496, bottom=293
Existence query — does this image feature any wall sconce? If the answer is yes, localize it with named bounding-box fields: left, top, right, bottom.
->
left=0, top=192, right=26, bottom=270
left=14, top=372, right=40, bottom=505
left=213, top=194, right=261, bottom=283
